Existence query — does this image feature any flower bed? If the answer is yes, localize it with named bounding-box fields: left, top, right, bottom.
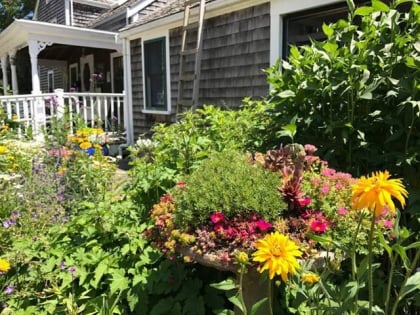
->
left=146, top=145, right=398, bottom=270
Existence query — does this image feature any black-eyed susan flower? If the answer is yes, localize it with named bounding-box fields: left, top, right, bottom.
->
left=351, top=170, right=408, bottom=217
left=252, top=231, right=302, bottom=281
left=0, top=258, right=11, bottom=274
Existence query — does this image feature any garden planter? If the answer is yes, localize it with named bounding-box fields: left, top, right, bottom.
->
left=178, top=246, right=269, bottom=315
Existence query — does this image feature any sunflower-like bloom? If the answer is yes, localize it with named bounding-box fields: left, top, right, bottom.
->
left=301, top=272, right=320, bottom=285
left=351, top=170, right=408, bottom=217
left=0, top=259, right=11, bottom=273
left=252, top=232, right=302, bottom=281
left=80, top=141, right=92, bottom=150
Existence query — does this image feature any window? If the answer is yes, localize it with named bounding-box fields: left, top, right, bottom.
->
left=47, top=70, right=54, bottom=93
left=143, top=37, right=167, bottom=112
left=282, top=4, right=349, bottom=57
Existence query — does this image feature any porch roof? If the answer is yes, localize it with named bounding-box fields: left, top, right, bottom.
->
left=0, top=19, right=122, bottom=59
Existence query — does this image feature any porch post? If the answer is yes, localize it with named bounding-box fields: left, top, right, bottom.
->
left=9, top=49, right=19, bottom=95
left=0, top=55, right=8, bottom=95
left=28, top=40, right=44, bottom=140
left=28, top=40, right=42, bottom=94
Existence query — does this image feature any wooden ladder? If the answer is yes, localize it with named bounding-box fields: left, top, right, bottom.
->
left=176, top=0, right=206, bottom=115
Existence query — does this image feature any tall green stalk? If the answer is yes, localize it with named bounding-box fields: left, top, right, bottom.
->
left=367, top=214, right=376, bottom=315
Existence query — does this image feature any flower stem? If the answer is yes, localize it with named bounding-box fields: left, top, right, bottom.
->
left=268, top=279, right=273, bottom=315
left=367, top=214, right=376, bottom=315
left=390, top=249, right=420, bottom=315
left=238, top=266, right=247, bottom=315
left=384, top=254, right=397, bottom=315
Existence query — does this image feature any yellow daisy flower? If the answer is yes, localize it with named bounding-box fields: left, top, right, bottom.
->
left=301, top=272, right=320, bottom=285
left=0, top=145, right=7, bottom=154
left=351, top=170, right=408, bottom=217
left=79, top=142, right=92, bottom=150
left=0, top=259, right=11, bottom=273
left=252, top=232, right=302, bottom=281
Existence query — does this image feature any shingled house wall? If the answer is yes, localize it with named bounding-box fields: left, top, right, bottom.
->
left=37, top=0, right=66, bottom=24
left=130, top=2, right=270, bottom=138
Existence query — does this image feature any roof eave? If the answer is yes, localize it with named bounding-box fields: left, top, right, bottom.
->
left=0, top=20, right=122, bottom=58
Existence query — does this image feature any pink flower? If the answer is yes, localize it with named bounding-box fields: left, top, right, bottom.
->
left=338, top=207, right=348, bottom=216
left=210, top=212, right=225, bottom=224
left=310, top=220, right=328, bottom=233
left=256, top=219, right=272, bottom=231
left=160, top=194, right=174, bottom=204
left=383, top=220, right=394, bottom=228
left=304, top=144, right=318, bottom=154
left=320, top=185, right=330, bottom=194
left=321, top=168, right=336, bottom=177
left=297, top=197, right=312, bottom=207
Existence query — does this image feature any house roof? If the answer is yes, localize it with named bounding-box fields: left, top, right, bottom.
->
left=88, top=0, right=139, bottom=28
left=121, top=0, right=204, bottom=31
left=0, top=19, right=121, bottom=58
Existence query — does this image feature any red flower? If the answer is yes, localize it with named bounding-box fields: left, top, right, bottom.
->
left=256, top=219, right=272, bottom=231
left=176, top=182, right=186, bottom=189
left=213, top=224, right=224, bottom=234
left=297, top=197, right=311, bottom=207
left=210, top=212, right=225, bottom=224
left=310, top=220, right=328, bottom=233
left=160, top=194, right=174, bottom=203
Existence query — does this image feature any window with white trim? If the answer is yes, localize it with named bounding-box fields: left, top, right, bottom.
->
left=47, top=70, right=54, bottom=93
left=142, top=37, right=168, bottom=112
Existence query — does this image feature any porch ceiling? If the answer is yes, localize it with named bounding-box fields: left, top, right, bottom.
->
left=0, top=19, right=121, bottom=58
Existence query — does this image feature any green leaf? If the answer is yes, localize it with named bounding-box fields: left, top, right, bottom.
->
left=322, top=23, right=334, bottom=38
left=400, top=272, right=420, bottom=300
left=372, top=0, right=390, bottom=12
left=210, top=279, right=238, bottom=291
left=354, top=6, right=375, bottom=16
left=92, top=259, right=109, bottom=288
left=405, top=241, right=420, bottom=250
left=278, top=90, right=296, bottom=98
left=228, top=294, right=245, bottom=313
left=109, top=269, right=129, bottom=295
left=250, top=297, right=269, bottom=315
left=393, top=244, right=409, bottom=269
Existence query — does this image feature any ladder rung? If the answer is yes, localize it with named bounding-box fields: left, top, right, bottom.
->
left=178, top=99, right=194, bottom=106
left=183, top=21, right=199, bottom=31
left=181, top=48, right=198, bottom=56
left=179, top=74, right=196, bottom=81
left=185, top=0, right=201, bottom=7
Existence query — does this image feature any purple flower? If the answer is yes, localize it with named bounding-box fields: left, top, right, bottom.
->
left=68, top=266, right=76, bottom=275
left=5, top=285, right=14, bottom=294
left=59, top=261, right=66, bottom=270
left=11, top=211, right=20, bottom=218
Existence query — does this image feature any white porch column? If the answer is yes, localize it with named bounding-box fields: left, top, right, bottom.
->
left=122, top=38, right=134, bottom=144
left=28, top=39, right=51, bottom=141
left=0, top=55, right=8, bottom=95
left=28, top=40, right=42, bottom=94
left=9, top=49, right=18, bottom=95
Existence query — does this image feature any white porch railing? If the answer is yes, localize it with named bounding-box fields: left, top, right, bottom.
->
left=0, top=89, right=125, bottom=140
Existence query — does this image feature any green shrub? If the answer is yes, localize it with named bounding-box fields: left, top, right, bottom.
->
left=172, top=150, right=287, bottom=228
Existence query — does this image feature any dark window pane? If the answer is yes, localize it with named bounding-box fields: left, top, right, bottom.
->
left=144, top=37, right=167, bottom=111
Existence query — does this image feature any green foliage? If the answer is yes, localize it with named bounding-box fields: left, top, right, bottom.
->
left=0, top=0, right=36, bottom=31
left=128, top=101, right=270, bottom=213
left=172, top=150, right=287, bottom=228
left=266, top=0, right=420, bottom=189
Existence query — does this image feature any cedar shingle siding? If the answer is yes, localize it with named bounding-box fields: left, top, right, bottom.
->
left=37, top=0, right=66, bottom=24
left=130, top=2, right=270, bottom=138
left=73, top=3, right=107, bottom=27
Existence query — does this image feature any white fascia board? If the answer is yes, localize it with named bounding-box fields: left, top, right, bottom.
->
left=119, top=0, right=268, bottom=40
left=0, top=19, right=121, bottom=58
